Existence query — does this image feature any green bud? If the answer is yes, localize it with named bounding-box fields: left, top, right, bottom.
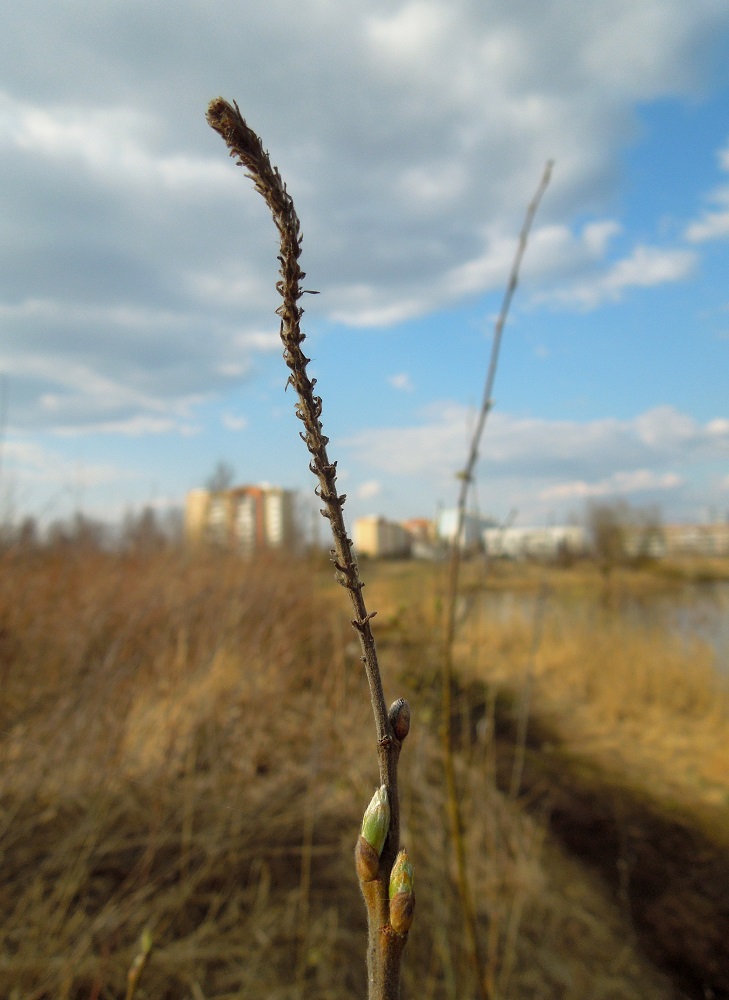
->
left=388, top=848, right=414, bottom=899
left=389, top=849, right=415, bottom=935
left=361, top=785, right=390, bottom=857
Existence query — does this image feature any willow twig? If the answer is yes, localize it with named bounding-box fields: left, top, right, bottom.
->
left=206, top=97, right=412, bottom=1000
left=441, top=160, right=553, bottom=1000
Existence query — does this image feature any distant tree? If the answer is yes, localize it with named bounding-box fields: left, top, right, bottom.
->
left=631, top=503, right=664, bottom=561
left=73, top=513, right=108, bottom=550
left=586, top=501, right=628, bottom=575
left=160, top=507, right=184, bottom=547
left=586, top=500, right=665, bottom=573
left=205, top=460, right=236, bottom=493
left=47, top=512, right=107, bottom=551
left=121, top=506, right=167, bottom=554
left=16, top=515, right=38, bottom=550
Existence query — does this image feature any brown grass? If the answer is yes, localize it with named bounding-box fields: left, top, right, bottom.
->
left=0, top=545, right=690, bottom=998
left=450, top=576, right=729, bottom=815
left=365, top=557, right=729, bottom=997
left=360, top=558, right=729, bottom=807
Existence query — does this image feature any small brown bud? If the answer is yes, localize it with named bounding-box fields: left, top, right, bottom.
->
left=389, top=698, right=411, bottom=741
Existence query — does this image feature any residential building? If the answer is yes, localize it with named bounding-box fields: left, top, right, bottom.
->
left=185, top=484, right=297, bottom=553
left=354, top=515, right=412, bottom=558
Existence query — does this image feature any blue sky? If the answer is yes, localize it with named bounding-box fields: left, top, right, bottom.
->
left=1, top=1, right=729, bottom=532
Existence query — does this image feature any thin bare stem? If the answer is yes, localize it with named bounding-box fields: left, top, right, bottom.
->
left=125, top=929, right=152, bottom=1000
left=206, top=97, right=411, bottom=1000
left=441, top=160, right=553, bottom=1000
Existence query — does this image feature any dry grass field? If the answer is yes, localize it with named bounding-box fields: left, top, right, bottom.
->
left=1, top=543, right=726, bottom=998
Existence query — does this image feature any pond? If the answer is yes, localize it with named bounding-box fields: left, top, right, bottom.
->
left=471, top=580, right=729, bottom=674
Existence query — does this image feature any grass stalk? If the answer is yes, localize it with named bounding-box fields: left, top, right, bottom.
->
left=125, top=928, right=153, bottom=1000
left=206, top=97, right=412, bottom=1000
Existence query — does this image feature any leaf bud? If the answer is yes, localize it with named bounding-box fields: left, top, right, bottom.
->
left=388, top=698, right=411, bottom=741
left=389, top=849, right=415, bottom=935
left=361, top=785, right=390, bottom=858
left=355, top=786, right=390, bottom=883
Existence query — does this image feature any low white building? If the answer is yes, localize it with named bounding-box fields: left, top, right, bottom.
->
left=436, top=509, right=497, bottom=550
left=484, top=525, right=587, bottom=560
left=663, top=523, right=729, bottom=558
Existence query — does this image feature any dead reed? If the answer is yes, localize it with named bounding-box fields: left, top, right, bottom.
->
left=0, top=545, right=680, bottom=999
left=456, top=585, right=729, bottom=808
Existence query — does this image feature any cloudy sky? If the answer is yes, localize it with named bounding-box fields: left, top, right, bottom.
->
left=2, top=1, right=729, bottom=532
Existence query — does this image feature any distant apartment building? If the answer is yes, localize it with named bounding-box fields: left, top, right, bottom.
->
left=185, top=484, right=297, bottom=553
left=353, top=515, right=412, bottom=558
left=402, top=517, right=439, bottom=558
left=402, top=517, right=436, bottom=543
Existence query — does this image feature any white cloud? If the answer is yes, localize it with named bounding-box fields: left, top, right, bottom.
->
left=686, top=198, right=729, bottom=243
left=396, top=161, right=468, bottom=210
left=1, top=436, right=131, bottom=487
left=52, top=416, right=191, bottom=438
left=222, top=412, right=248, bottom=431
left=1, top=353, right=172, bottom=416
left=547, top=245, right=696, bottom=308
left=232, top=330, right=283, bottom=352
left=388, top=373, right=414, bottom=392
left=357, top=480, right=382, bottom=500
left=707, top=417, right=729, bottom=436
left=345, top=402, right=470, bottom=479
left=0, top=294, right=279, bottom=432
left=330, top=294, right=425, bottom=328
left=685, top=203, right=729, bottom=243
left=606, top=246, right=695, bottom=289
left=366, top=2, right=452, bottom=68
left=540, top=469, right=683, bottom=501
left=633, top=406, right=699, bottom=448
left=332, top=217, right=627, bottom=325
left=0, top=91, right=236, bottom=195
left=0, top=296, right=182, bottom=329
left=343, top=404, right=729, bottom=501
left=189, top=270, right=273, bottom=310
left=579, top=4, right=705, bottom=96
left=685, top=140, right=729, bottom=243
left=583, top=220, right=623, bottom=257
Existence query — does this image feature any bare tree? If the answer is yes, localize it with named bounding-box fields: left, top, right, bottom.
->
left=586, top=501, right=629, bottom=575
left=205, top=460, right=236, bottom=493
